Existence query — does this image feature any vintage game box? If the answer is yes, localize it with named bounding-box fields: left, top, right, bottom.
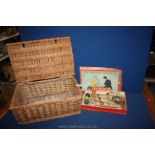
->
left=80, top=67, right=127, bottom=114
left=81, top=89, right=127, bottom=114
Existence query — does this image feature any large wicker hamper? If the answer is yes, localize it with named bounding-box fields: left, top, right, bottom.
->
left=7, top=37, right=82, bottom=125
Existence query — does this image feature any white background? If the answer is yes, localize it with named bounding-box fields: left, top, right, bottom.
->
left=0, top=130, right=155, bottom=155
left=1, top=0, right=155, bottom=26
left=0, top=0, right=155, bottom=155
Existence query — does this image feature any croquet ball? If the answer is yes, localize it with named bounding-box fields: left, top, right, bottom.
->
left=84, top=99, right=89, bottom=104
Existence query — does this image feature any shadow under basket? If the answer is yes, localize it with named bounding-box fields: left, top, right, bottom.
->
left=10, top=76, right=82, bottom=125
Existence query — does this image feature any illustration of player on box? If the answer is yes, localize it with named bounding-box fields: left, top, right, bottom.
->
left=103, top=76, right=112, bottom=90
left=89, top=75, right=112, bottom=93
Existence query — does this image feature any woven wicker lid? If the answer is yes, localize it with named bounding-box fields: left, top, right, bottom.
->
left=7, top=37, right=75, bottom=83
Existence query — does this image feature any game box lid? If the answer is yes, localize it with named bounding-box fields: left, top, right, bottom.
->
left=80, top=67, right=122, bottom=91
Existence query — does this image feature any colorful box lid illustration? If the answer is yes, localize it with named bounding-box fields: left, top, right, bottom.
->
left=81, top=89, right=127, bottom=115
left=80, top=67, right=122, bottom=91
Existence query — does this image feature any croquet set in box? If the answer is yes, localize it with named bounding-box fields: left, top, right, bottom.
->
left=80, top=67, right=127, bottom=114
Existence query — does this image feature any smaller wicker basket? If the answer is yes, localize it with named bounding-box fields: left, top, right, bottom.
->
left=7, top=37, right=82, bottom=125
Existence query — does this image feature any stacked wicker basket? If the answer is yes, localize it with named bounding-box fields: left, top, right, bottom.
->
left=7, top=37, right=82, bottom=125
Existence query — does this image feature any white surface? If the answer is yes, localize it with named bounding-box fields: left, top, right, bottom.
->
left=0, top=130, right=155, bottom=155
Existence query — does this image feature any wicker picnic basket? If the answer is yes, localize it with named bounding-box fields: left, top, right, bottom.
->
left=7, top=37, right=82, bottom=125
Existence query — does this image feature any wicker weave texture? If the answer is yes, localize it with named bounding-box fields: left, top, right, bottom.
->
left=7, top=37, right=82, bottom=125
left=12, top=98, right=81, bottom=125
left=7, top=37, right=74, bottom=83
left=10, top=76, right=82, bottom=124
